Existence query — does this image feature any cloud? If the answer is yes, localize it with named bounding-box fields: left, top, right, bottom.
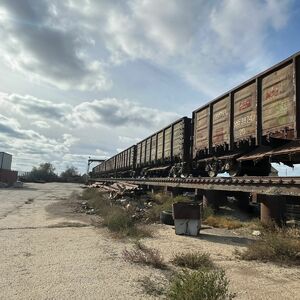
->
left=0, top=0, right=293, bottom=96
left=2, top=94, right=70, bottom=123
left=69, top=0, right=292, bottom=96
left=0, top=0, right=112, bottom=91
left=69, top=98, right=179, bottom=128
left=32, top=120, right=50, bottom=129
left=0, top=113, right=79, bottom=171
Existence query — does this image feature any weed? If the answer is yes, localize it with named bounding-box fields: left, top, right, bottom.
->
left=123, top=241, right=167, bottom=269
left=237, top=226, right=300, bottom=265
left=146, top=193, right=189, bottom=222
left=204, top=215, right=243, bottom=230
left=139, top=276, right=167, bottom=297
left=81, top=189, right=152, bottom=238
left=167, top=269, right=235, bottom=300
left=172, top=251, right=215, bottom=270
left=202, top=205, right=214, bottom=220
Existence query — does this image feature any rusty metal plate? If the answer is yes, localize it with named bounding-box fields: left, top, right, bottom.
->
left=141, top=140, right=146, bottom=165
left=151, top=135, right=157, bottom=162
left=164, top=126, right=172, bottom=158
left=136, top=143, right=141, bottom=166
left=212, top=96, right=230, bottom=147
left=173, top=120, right=184, bottom=157
left=262, top=63, right=295, bottom=138
left=157, top=131, right=164, bottom=160
left=146, top=137, right=151, bottom=163
left=234, top=83, right=257, bottom=142
left=194, top=107, right=209, bottom=156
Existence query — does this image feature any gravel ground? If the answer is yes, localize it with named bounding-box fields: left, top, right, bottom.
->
left=0, top=183, right=299, bottom=300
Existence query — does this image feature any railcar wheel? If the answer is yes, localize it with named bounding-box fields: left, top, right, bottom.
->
left=208, top=170, right=217, bottom=177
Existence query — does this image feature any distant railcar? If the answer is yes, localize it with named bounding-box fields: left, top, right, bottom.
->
left=135, top=117, right=191, bottom=177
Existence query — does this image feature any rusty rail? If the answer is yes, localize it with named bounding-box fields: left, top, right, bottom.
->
left=89, top=177, right=300, bottom=196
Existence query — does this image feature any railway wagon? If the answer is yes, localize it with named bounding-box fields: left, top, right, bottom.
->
left=193, top=52, right=300, bottom=177
left=114, top=145, right=136, bottom=177
left=99, top=156, right=116, bottom=177
left=136, top=117, right=191, bottom=177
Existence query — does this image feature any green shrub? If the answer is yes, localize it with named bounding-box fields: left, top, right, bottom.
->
left=238, top=226, right=300, bottom=265
left=146, top=193, right=189, bottom=222
left=172, top=252, right=215, bottom=270
left=167, top=269, right=235, bottom=300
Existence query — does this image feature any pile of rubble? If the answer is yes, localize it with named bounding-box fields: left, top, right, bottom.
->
left=81, top=182, right=155, bottom=220
left=89, top=181, right=141, bottom=200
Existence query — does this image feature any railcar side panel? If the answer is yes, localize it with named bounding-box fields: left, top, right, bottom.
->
left=212, top=96, right=230, bottom=147
left=164, top=127, right=172, bottom=159
left=193, top=107, right=209, bottom=157
left=233, top=83, right=257, bottom=142
left=262, top=63, right=295, bottom=139
left=157, top=131, right=164, bottom=160
left=146, top=137, right=151, bottom=164
left=136, top=143, right=141, bottom=167
left=173, top=120, right=184, bottom=158
left=151, top=135, right=157, bottom=163
left=141, top=140, right=146, bottom=165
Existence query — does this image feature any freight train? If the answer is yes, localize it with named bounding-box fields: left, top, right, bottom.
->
left=92, top=52, right=300, bottom=178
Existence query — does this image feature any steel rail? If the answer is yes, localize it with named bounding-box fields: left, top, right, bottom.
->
left=89, top=176, right=300, bottom=196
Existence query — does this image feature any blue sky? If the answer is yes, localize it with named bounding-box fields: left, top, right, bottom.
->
left=0, top=0, right=299, bottom=175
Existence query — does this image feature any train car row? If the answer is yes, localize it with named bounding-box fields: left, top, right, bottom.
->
left=92, top=52, right=300, bottom=178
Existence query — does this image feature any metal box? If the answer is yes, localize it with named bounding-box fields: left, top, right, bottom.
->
left=0, top=152, right=12, bottom=170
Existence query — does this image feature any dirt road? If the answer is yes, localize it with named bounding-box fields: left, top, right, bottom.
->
left=0, top=183, right=160, bottom=299
left=0, top=183, right=299, bottom=300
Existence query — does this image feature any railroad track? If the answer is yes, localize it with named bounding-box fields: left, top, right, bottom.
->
left=89, top=176, right=300, bottom=196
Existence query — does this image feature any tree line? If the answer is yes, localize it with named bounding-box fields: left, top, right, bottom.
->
left=23, top=163, right=86, bottom=183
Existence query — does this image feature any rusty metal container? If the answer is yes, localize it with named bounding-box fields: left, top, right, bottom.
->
left=0, top=169, right=18, bottom=185
left=262, top=62, right=295, bottom=139
left=233, top=82, right=257, bottom=143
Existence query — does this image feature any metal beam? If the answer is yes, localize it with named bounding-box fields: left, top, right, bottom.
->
left=89, top=177, right=300, bottom=197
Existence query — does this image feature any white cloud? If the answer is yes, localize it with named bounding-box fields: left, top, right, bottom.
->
left=70, top=0, right=292, bottom=96
left=32, top=120, right=50, bottom=129
left=69, top=98, right=179, bottom=128
left=0, top=0, right=112, bottom=91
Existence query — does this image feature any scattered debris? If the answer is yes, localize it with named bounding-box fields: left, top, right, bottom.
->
left=252, top=230, right=261, bottom=236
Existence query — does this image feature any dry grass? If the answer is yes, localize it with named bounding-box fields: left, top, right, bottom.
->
left=167, top=269, right=235, bottom=300
left=81, top=188, right=152, bottom=238
left=139, top=276, right=168, bottom=297
left=204, top=215, right=243, bottom=230
left=171, top=251, right=215, bottom=270
left=123, top=241, right=167, bottom=269
left=146, top=193, right=189, bottom=222
left=237, top=226, right=300, bottom=265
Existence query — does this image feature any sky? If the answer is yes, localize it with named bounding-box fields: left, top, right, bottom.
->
left=0, top=0, right=300, bottom=175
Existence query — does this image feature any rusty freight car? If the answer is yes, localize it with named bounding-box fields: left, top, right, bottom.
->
left=135, top=117, right=191, bottom=177
left=193, top=52, right=300, bottom=177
